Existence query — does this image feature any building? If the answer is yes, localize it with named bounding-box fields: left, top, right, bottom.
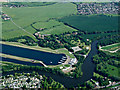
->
left=72, top=46, right=82, bottom=52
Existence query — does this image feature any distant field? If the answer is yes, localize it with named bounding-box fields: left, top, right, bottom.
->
left=2, top=3, right=77, bottom=40
left=59, top=15, right=119, bottom=33
left=101, top=43, right=120, bottom=51
left=40, top=24, right=77, bottom=35
left=32, top=20, right=77, bottom=35
left=32, top=20, right=61, bottom=29
left=82, top=32, right=118, bottom=40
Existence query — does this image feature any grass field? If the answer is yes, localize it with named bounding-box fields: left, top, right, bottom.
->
left=59, top=15, right=119, bottom=33
left=32, top=20, right=77, bottom=35
left=32, top=20, right=61, bottom=29
left=105, top=64, right=119, bottom=77
left=40, top=24, right=77, bottom=35
left=82, top=32, right=118, bottom=40
left=101, top=43, right=120, bottom=51
left=2, top=3, right=77, bottom=40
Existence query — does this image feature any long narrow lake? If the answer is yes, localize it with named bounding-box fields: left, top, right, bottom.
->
left=2, top=41, right=98, bottom=88
left=1, top=44, right=65, bottom=65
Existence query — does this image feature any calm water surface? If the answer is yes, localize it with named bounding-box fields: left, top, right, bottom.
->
left=2, top=41, right=98, bottom=88
left=1, top=44, right=65, bottom=65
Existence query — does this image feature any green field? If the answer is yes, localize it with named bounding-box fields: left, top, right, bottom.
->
left=32, top=20, right=61, bottom=30
left=33, top=20, right=77, bottom=35
left=59, top=15, right=119, bottom=33
left=2, top=3, right=77, bottom=40
left=82, top=32, right=118, bottom=40
left=105, top=64, right=119, bottom=77
left=40, top=24, right=77, bottom=35
left=101, top=43, right=120, bottom=51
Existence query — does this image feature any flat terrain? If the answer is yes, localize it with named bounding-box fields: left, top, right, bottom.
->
left=59, top=15, right=119, bottom=33
left=2, top=3, right=77, bottom=39
left=105, top=64, right=119, bottom=77
left=101, top=43, right=120, bottom=51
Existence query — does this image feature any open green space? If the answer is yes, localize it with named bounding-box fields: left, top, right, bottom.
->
left=59, top=15, right=119, bottom=33
left=40, top=24, right=77, bottom=35
left=105, top=64, right=119, bottom=77
left=2, top=2, right=56, bottom=7
left=2, top=2, right=77, bottom=40
left=82, top=32, right=118, bottom=40
left=101, top=43, right=120, bottom=51
left=33, top=20, right=77, bottom=35
left=32, top=20, right=61, bottom=30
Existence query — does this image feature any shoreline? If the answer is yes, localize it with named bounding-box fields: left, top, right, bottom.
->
left=1, top=53, right=48, bottom=67
left=0, top=41, right=74, bottom=58
left=0, top=41, right=57, bottom=54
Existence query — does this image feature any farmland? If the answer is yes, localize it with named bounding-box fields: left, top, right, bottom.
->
left=82, top=32, right=118, bottom=40
left=2, top=3, right=77, bottom=40
left=32, top=20, right=77, bottom=35
left=59, top=15, right=119, bottom=33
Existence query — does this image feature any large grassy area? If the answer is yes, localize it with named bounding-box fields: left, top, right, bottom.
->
left=2, top=3, right=77, bottom=40
left=101, top=43, right=120, bottom=51
left=59, top=15, right=119, bottom=33
left=40, top=24, right=77, bottom=35
left=105, top=64, right=119, bottom=77
left=82, top=32, right=118, bottom=40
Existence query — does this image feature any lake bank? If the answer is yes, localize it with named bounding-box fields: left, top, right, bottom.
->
left=1, top=43, right=66, bottom=65
left=0, top=41, right=74, bottom=58
left=2, top=40, right=98, bottom=88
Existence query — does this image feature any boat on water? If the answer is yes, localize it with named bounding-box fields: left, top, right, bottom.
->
left=62, top=58, right=66, bottom=60
left=58, top=62, right=62, bottom=63
left=62, top=56, right=67, bottom=59
left=50, top=62, right=52, bottom=63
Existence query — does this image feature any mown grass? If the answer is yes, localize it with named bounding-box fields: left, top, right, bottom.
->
left=32, top=20, right=61, bottom=30
left=101, top=43, right=120, bottom=51
left=59, top=15, right=119, bottom=33
left=33, top=20, right=77, bottom=35
left=105, top=64, right=119, bottom=77
left=40, top=24, right=77, bottom=35
left=2, top=3, right=77, bottom=39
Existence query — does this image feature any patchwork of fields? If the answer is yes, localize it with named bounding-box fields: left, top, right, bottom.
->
left=2, top=3, right=77, bottom=40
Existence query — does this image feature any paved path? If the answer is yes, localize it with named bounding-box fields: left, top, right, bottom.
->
left=99, top=46, right=120, bottom=53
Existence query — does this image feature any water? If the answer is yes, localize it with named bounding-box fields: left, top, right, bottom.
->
left=1, top=44, right=65, bottom=65
left=2, top=41, right=98, bottom=88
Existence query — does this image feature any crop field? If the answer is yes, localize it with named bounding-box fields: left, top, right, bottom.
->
left=101, top=43, right=120, bottom=51
left=2, top=3, right=77, bottom=40
left=33, top=20, right=77, bottom=35
left=32, top=20, right=62, bottom=30
left=40, top=24, right=77, bottom=35
left=59, top=15, right=119, bottom=33
left=81, top=32, right=118, bottom=40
